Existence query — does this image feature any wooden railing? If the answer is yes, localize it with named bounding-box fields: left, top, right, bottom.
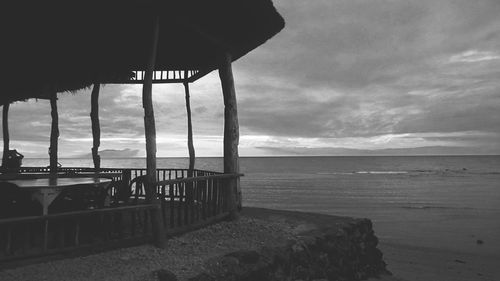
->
left=17, top=167, right=221, bottom=182
left=0, top=204, right=157, bottom=263
left=0, top=167, right=241, bottom=264
left=156, top=173, right=242, bottom=235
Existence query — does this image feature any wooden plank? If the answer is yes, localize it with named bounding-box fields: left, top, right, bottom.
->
left=196, top=181, right=202, bottom=221
left=49, top=93, right=59, bottom=175
left=74, top=220, right=80, bottom=247
left=143, top=209, right=149, bottom=235
left=212, top=179, right=218, bottom=216
left=169, top=184, right=175, bottom=228
left=161, top=184, right=167, bottom=227
left=56, top=221, right=65, bottom=249
left=130, top=209, right=136, bottom=237
left=183, top=182, right=189, bottom=226
left=207, top=179, right=213, bottom=216
left=216, top=179, right=221, bottom=214
left=218, top=52, right=240, bottom=219
left=201, top=180, right=207, bottom=220
left=155, top=173, right=242, bottom=186
left=0, top=235, right=154, bottom=267
left=90, top=83, right=101, bottom=170
left=191, top=181, right=196, bottom=223
left=42, top=219, right=48, bottom=253
left=2, top=104, right=10, bottom=168
left=0, top=205, right=157, bottom=225
left=178, top=183, right=183, bottom=226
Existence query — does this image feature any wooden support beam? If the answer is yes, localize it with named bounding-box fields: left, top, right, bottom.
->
left=2, top=104, right=10, bottom=168
left=187, top=68, right=212, bottom=83
left=184, top=79, right=195, bottom=178
left=142, top=15, right=166, bottom=247
left=49, top=93, right=59, bottom=175
left=218, top=52, right=241, bottom=219
left=90, top=83, right=101, bottom=171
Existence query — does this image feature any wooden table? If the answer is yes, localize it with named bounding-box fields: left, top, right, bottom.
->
left=5, top=177, right=112, bottom=215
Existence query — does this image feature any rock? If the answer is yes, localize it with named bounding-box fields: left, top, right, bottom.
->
left=157, top=269, right=178, bottom=281
left=190, top=218, right=388, bottom=281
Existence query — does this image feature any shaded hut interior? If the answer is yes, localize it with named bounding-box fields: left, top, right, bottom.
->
left=0, top=0, right=284, bottom=264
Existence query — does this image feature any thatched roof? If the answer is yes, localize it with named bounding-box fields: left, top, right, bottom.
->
left=1, top=0, right=284, bottom=105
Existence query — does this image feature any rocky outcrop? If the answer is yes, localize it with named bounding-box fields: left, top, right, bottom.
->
left=187, top=218, right=388, bottom=281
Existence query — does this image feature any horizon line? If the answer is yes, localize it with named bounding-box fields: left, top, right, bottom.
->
left=23, top=154, right=500, bottom=159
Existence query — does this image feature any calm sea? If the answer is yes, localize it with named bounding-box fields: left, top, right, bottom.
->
left=24, top=156, right=500, bottom=257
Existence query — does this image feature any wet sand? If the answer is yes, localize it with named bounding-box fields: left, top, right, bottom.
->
left=380, top=242, right=500, bottom=281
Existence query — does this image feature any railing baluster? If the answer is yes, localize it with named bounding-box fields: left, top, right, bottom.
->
left=57, top=219, right=66, bottom=249
left=143, top=209, right=149, bottom=234
left=208, top=179, right=213, bottom=217
left=184, top=181, right=189, bottom=226
left=178, top=182, right=183, bottom=226
left=42, top=218, right=49, bottom=253
left=197, top=180, right=202, bottom=221
left=74, top=219, right=80, bottom=247
left=201, top=179, right=207, bottom=220
left=131, top=209, right=136, bottom=237
left=212, top=179, right=218, bottom=216
left=161, top=184, right=167, bottom=227
left=169, top=184, right=175, bottom=228
left=191, top=181, right=196, bottom=223
left=215, top=179, right=220, bottom=215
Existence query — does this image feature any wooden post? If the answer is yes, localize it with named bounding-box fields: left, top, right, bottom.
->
left=218, top=52, right=241, bottom=219
left=142, top=15, right=166, bottom=247
left=90, top=83, right=101, bottom=171
left=2, top=104, right=10, bottom=169
left=184, top=79, right=195, bottom=177
left=49, top=93, right=59, bottom=175
left=184, top=79, right=195, bottom=209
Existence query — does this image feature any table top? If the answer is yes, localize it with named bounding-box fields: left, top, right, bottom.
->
left=4, top=177, right=112, bottom=189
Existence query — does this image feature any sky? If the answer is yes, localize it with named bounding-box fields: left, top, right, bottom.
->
left=4, top=0, right=500, bottom=158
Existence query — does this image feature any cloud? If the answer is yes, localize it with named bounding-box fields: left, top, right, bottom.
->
left=2, top=0, right=500, bottom=157
left=449, top=50, right=500, bottom=63
left=231, top=0, right=500, bottom=151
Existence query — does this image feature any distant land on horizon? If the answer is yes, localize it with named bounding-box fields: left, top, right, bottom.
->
left=21, top=146, right=499, bottom=159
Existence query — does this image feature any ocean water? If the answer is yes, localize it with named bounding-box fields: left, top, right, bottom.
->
left=24, top=156, right=500, bottom=257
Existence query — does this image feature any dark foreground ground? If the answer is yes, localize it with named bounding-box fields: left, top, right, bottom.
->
left=3, top=207, right=495, bottom=280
